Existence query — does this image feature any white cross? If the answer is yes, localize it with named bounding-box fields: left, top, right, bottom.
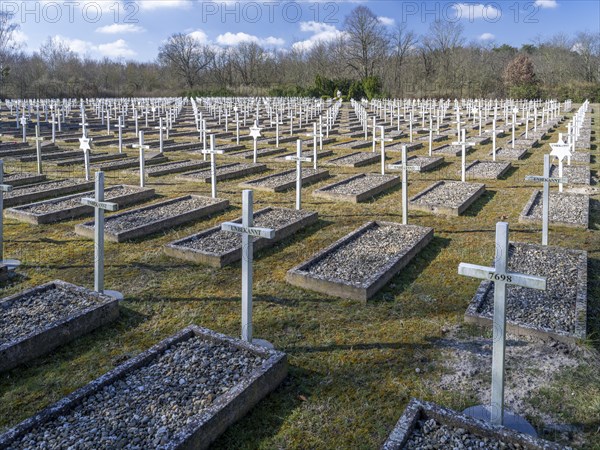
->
left=79, top=118, right=89, bottom=138
left=79, top=136, right=93, bottom=181
left=285, top=139, right=312, bottom=210
left=33, top=125, right=44, bottom=175
left=452, top=129, right=475, bottom=182
left=115, top=116, right=126, bottom=154
left=525, top=154, right=568, bottom=245
left=48, top=114, right=57, bottom=144
left=81, top=171, right=122, bottom=299
left=459, top=222, right=546, bottom=427
left=154, top=117, right=167, bottom=154
left=549, top=134, right=571, bottom=193
left=373, top=125, right=393, bottom=175
left=20, top=116, right=27, bottom=143
left=485, top=110, right=504, bottom=162
left=306, top=122, right=323, bottom=170
left=270, top=113, right=283, bottom=148
left=249, top=121, right=262, bottom=164
left=508, top=108, right=522, bottom=149
left=388, top=145, right=421, bottom=225
left=132, top=131, right=150, bottom=188
left=201, top=135, right=225, bottom=198
left=221, top=190, right=275, bottom=344
left=0, top=160, right=19, bottom=269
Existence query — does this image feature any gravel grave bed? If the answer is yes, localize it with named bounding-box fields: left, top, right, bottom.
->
left=301, top=222, right=428, bottom=287
left=411, top=181, right=484, bottom=209
left=4, top=172, right=41, bottom=182
left=178, top=163, right=264, bottom=180
left=386, top=142, right=423, bottom=152
left=523, top=191, right=588, bottom=227
left=143, top=160, right=207, bottom=174
left=463, top=160, right=511, bottom=179
left=318, top=173, right=397, bottom=195
left=7, top=335, right=266, bottom=449
left=226, top=148, right=284, bottom=159
left=0, top=283, right=106, bottom=344
left=15, top=186, right=143, bottom=215
left=491, top=147, right=528, bottom=160
left=5, top=179, right=86, bottom=199
left=176, top=208, right=314, bottom=254
left=476, top=243, right=584, bottom=335
left=244, top=169, right=323, bottom=188
left=550, top=165, right=590, bottom=185
left=324, top=152, right=378, bottom=167
left=431, top=144, right=462, bottom=156
left=403, top=418, right=523, bottom=449
left=390, top=156, right=444, bottom=171
left=99, top=197, right=218, bottom=233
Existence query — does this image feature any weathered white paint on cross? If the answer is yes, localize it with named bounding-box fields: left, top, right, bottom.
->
left=549, top=133, right=571, bottom=193
left=388, top=145, right=421, bottom=225
left=525, top=154, right=567, bottom=246
left=202, top=135, right=225, bottom=198
left=0, top=160, right=20, bottom=269
left=459, top=222, right=546, bottom=430
left=221, top=190, right=276, bottom=345
left=79, top=136, right=93, bottom=181
left=249, top=120, right=262, bottom=164
left=285, top=139, right=312, bottom=210
left=453, top=129, right=475, bottom=182
left=81, top=171, right=122, bottom=300
left=132, top=131, right=150, bottom=188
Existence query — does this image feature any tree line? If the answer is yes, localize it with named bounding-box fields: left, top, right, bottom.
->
left=0, top=6, right=598, bottom=101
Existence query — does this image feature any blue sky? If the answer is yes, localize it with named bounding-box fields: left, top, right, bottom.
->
left=6, top=1, right=600, bottom=61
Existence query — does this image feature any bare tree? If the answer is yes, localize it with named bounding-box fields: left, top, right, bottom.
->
left=391, top=24, right=417, bottom=94
left=573, top=31, right=600, bottom=83
left=343, top=6, right=389, bottom=79
left=158, top=33, right=215, bottom=89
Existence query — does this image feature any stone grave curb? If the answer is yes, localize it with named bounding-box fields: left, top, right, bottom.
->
left=409, top=181, right=486, bottom=216
left=226, top=148, right=286, bottom=159
left=5, top=174, right=47, bottom=187
left=53, top=153, right=125, bottom=167
left=92, top=156, right=169, bottom=172
left=312, top=174, right=401, bottom=203
left=381, top=398, right=564, bottom=450
left=0, top=325, right=288, bottom=450
left=74, top=195, right=230, bottom=243
left=0, top=280, right=119, bottom=373
left=164, top=208, right=319, bottom=267
left=4, top=180, right=96, bottom=208
left=464, top=243, right=588, bottom=344
left=390, top=156, right=444, bottom=172
left=463, top=160, right=512, bottom=180
left=239, top=169, right=330, bottom=193
left=491, top=147, right=529, bottom=160
left=140, top=161, right=210, bottom=177
left=271, top=150, right=334, bottom=162
left=519, top=190, right=590, bottom=229
left=6, top=185, right=156, bottom=225
left=286, top=222, right=433, bottom=302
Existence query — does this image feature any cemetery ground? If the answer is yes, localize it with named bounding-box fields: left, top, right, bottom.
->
left=0, top=105, right=599, bottom=449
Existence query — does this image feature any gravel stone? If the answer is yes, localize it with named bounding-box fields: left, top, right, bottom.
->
left=478, top=243, right=582, bottom=334
left=463, top=160, right=511, bottom=179
left=490, top=148, right=527, bottom=160
left=16, top=186, right=142, bottom=215
left=325, top=152, right=377, bottom=166
left=180, top=208, right=313, bottom=254
left=411, top=181, right=483, bottom=209
left=181, top=163, right=259, bottom=179
left=320, top=174, right=396, bottom=195
left=4, top=172, right=38, bottom=181
left=404, top=418, right=521, bottom=449
left=5, top=179, right=86, bottom=199
left=304, top=223, right=427, bottom=287
left=145, top=160, right=203, bottom=174
left=526, top=191, right=588, bottom=226
left=9, top=336, right=265, bottom=450
left=0, top=285, right=104, bottom=343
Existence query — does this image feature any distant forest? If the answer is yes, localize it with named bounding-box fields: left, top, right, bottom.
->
left=0, top=6, right=598, bottom=100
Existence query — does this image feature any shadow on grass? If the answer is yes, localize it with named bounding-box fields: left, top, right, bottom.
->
left=373, top=236, right=451, bottom=305
left=498, top=165, right=519, bottom=181
left=210, top=366, right=315, bottom=450
left=587, top=257, right=600, bottom=353
left=463, top=189, right=496, bottom=217
left=589, top=199, right=600, bottom=231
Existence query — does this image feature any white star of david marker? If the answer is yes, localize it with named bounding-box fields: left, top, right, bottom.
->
left=79, top=136, right=92, bottom=152
left=549, top=134, right=571, bottom=162
left=249, top=124, right=262, bottom=140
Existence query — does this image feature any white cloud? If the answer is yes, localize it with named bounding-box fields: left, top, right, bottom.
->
left=96, top=24, right=145, bottom=34
left=97, top=39, right=136, bottom=57
left=293, top=21, right=345, bottom=52
left=216, top=32, right=284, bottom=47
left=53, top=35, right=136, bottom=58
left=479, top=33, right=495, bottom=41
left=188, top=30, right=209, bottom=44
left=136, top=0, right=193, bottom=10
left=12, top=30, right=28, bottom=45
left=535, top=0, right=558, bottom=8
left=378, top=16, right=395, bottom=27
left=452, top=3, right=501, bottom=20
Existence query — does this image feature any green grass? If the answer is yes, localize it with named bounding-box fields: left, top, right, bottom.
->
left=0, top=105, right=598, bottom=449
